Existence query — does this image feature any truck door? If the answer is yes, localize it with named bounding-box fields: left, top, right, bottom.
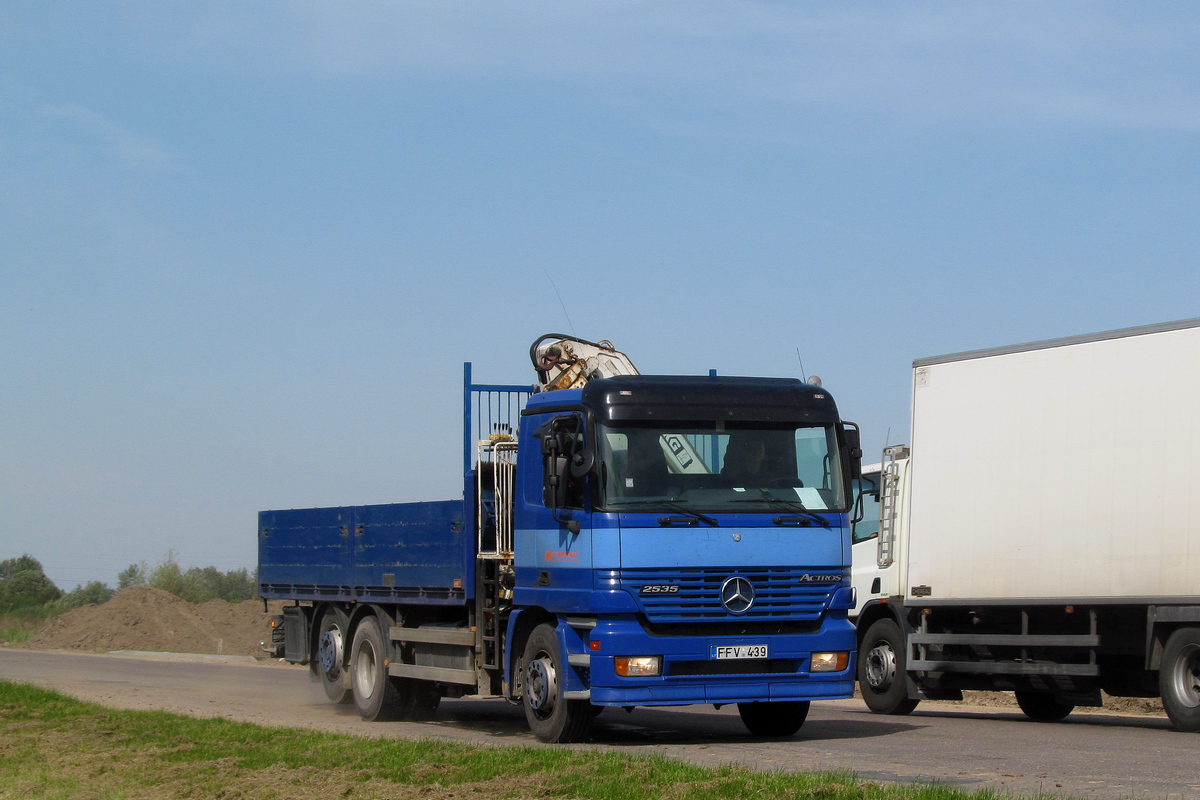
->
left=850, top=468, right=882, bottom=617
left=514, top=412, right=594, bottom=609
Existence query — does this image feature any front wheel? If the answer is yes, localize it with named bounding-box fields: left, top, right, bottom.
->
left=521, top=624, right=592, bottom=743
left=858, top=618, right=919, bottom=715
left=316, top=609, right=352, bottom=704
left=350, top=615, right=407, bottom=721
left=737, top=700, right=810, bottom=736
left=1160, top=627, right=1200, bottom=732
left=1014, top=691, right=1074, bottom=722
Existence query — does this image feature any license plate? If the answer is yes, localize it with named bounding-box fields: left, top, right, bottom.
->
left=710, top=644, right=768, bottom=660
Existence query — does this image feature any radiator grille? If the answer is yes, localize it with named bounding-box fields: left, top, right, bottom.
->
left=615, top=567, right=840, bottom=623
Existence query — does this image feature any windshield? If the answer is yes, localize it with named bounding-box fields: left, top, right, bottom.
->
left=852, top=472, right=881, bottom=543
left=598, top=422, right=849, bottom=513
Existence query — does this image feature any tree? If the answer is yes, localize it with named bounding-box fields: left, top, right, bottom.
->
left=117, top=563, right=148, bottom=589
left=0, top=554, right=62, bottom=613
left=62, top=581, right=115, bottom=608
left=0, top=554, right=45, bottom=581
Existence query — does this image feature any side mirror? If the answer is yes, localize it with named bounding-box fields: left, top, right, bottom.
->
left=534, top=418, right=559, bottom=456
left=570, top=448, right=595, bottom=478
left=843, top=423, right=863, bottom=480
left=544, top=454, right=570, bottom=508
left=537, top=414, right=587, bottom=528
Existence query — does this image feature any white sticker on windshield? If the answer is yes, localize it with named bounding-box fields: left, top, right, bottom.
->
left=794, top=488, right=828, bottom=509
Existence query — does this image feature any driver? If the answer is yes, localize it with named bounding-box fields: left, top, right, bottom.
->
left=722, top=435, right=769, bottom=486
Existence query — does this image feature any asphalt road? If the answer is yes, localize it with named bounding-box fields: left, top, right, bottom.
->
left=2, top=649, right=1197, bottom=799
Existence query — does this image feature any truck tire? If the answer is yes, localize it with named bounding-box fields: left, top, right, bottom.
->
left=317, top=609, right=352, bottom=704
left=521, top=623, right=592, bottom=743
left=858, top=618, right=919, bottom=715
left=1014, top=691, right=1074, bottom=722
left=737, top=701, right=810, bottom=736
left=1159, top=627, right=1200, bottom=732
left=350, top=615, right=406, bottom=721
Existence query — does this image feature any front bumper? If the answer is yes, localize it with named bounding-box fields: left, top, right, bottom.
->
left=586, top=615, right=856, bottom=706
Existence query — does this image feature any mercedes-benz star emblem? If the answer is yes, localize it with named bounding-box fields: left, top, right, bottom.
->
left=720, top=576, right=755, bottom=615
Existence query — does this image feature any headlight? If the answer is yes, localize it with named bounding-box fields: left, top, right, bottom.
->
left=614, top=656, right=662, bottom=677
left=810, top=651, right=849, bottom=672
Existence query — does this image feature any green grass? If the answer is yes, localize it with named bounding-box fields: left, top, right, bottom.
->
left=0, top=681, right=1056, bottom=800
left=0, top=610, right=51, bottom=643
left=0, top=626, right=33, bottom=643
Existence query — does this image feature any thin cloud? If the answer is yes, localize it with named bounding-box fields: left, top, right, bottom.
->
left=126, top=2, right=1200, bottom=134
left=37, top=103, right=181, bottom=172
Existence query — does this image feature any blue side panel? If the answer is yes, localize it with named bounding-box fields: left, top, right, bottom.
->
left=258, top=499, right=468, bottom=606
left=591, top=511, right=621, bottom=570
left=354, top=500, right=468, bottom=604
left=462, top=472, right=478, bottom=599
left=258, top=506, right=354, bottom=594
left=617, top=517, right=847, bottom=569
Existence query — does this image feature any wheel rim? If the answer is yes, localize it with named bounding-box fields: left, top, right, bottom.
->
left=865, top=641, right=897, bottom=692
left=525, top=652, right=558, bottom=718
left=1169, top=642, right=1200, bottom=708
left=355, top=638, right=378, bottom=700
left=319, top=627, right=343, bottom=677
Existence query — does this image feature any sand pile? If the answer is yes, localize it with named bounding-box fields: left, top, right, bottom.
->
left=19, top=587, right=286, bottom=657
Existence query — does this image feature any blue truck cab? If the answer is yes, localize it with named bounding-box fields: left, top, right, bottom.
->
left=261, top=363, right=861, bottom=742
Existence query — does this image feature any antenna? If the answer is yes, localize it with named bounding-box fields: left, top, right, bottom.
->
left=542, top=269, right=576, bottom=337
left=795, top=348, right=807, bottom=382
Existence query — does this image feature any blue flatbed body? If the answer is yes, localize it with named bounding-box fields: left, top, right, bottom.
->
left=258, top=496, right=472, bottom=605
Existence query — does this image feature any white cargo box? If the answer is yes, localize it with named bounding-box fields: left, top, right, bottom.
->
left=905, top=319, right=1200, bottom=602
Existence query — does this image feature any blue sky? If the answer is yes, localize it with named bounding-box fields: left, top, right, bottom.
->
left=3, top=2, right=1198, bottom=590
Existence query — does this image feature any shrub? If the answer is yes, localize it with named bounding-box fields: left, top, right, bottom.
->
left=147, top=552, right=257, bottom=603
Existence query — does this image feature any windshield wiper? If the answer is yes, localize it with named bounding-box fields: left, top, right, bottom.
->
left=615, top=500, right=718, bottom=527
left=729, top=495, right=831, bottom=528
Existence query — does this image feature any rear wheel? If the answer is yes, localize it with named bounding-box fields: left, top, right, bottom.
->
left=350, top=615, right=406, bottom=721
left=316, top=609, right=352, bottom=704
left=522, top=623, right=592, bottom=743
left=1014, top=691, right=1074, bottom=722
left=1160, top=627, right=1200, bottom=732
left=737, top=701, right=810, bottom=736
left=858, top=618, right=919, bottom=715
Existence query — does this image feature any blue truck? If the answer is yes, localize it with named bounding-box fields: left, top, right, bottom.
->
left=260, top=337, right=862, bottom=742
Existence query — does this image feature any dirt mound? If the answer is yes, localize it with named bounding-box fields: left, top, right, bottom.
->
left=18, top=587, right=285, bottom=657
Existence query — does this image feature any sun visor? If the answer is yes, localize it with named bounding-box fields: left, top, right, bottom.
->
left=582, top=375, right=840, bottom=425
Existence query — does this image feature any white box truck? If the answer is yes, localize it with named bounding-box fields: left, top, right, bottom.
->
left=850, top=318, right=1200, bottom=731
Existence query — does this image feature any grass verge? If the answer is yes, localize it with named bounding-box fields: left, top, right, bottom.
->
left=0, top=609, right=52, bottom=644
left=1, top=680, right=1047, bottom=800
